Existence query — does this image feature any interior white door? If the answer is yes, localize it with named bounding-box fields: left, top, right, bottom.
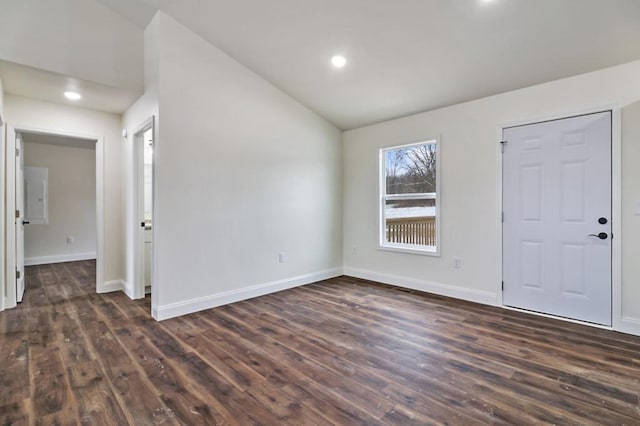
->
left=503, top=111, right=612, bottom=326
left=15, top=135, right=25, bottom=303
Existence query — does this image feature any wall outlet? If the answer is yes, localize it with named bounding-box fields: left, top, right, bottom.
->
left=278, top=252, right=286, bottom=263
left=67, top=236, right=74, bottom=244
left=452, top=256, right=462, bottom=269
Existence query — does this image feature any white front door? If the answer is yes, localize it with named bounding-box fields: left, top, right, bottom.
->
left=15, top=135, right=25, bottom=302
left=502, top=111, right=612, bottom=326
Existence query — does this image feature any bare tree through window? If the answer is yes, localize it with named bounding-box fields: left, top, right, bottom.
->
left=381, top=141, right=438, bottom=251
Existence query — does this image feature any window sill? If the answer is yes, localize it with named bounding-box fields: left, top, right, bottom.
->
left=378, top=244, right=440, bottom=257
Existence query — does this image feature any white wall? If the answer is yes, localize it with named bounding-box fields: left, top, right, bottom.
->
left=23, top=141, right=96, bottom=264
left=343, top=60, right=640, bottom=333
left=4, top=95, right=124, bottom=283
left=121, top=15, right=160, bottom=300
left=622, top=99, right=640, bottom=329
left=0, top=72, right=4, bottom=113
left=0, top=0, right=143, bottom=91
left=147, top=13, right=342, bottom=319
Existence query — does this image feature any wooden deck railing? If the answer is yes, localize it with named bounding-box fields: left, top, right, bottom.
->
left=386, top=216, right=436, bottom=246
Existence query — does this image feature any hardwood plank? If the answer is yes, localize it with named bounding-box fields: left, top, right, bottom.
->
left=30, top=348, right=70, bottom=418
left=0, top=400, right=30, bottom=425
left=185, top=332, right=267, bottom=392
left=209, top=308, right=394, bottom=421
left=2, top=263, right=640, bottom=424
left=303, top=283, right=640, bottom=421
left=279, top=381, right=377, bottom=426
left=109, top=364, right=179, bottom=426
left=245, top=381, right=328, bottom=424
left=67, top=361, right=129, bottom=424
left=0, top=313, right=29, bottom=405
left=56, top=311, right=93, bottom=366
left=113, top=326, right=230, bottom=425
left=36, top=411, right=80, bottom=426
left=227, top=302, right=510, bottom=423
left=0, top=368, right=30, bottom=407
left=79, top=320, right=130, bottom=375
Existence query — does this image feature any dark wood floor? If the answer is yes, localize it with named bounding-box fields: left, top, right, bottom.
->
left=1, top=262, right=640, bottom=425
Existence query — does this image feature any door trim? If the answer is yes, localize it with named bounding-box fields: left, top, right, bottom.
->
left=0, top=114, right=4, bottom=311
left=3, top=124, right=106, bottom=304
left=497, top=106, right=622, bottom=331
left=4, top=126, right=17, bottom=309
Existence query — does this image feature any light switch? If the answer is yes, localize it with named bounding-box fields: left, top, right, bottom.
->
left=635, top=200, right=640, bottom=216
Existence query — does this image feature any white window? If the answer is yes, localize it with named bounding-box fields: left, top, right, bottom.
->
left=379, top=140, right=440, bottom=255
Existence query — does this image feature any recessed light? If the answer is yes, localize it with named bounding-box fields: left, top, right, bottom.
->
left=331, top=55, right=347, bottom=68
left=64, top=91, right=81, bottom=100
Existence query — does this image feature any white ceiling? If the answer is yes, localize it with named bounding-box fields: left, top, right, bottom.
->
left=97, top=0, right=640, bottom=129
left=0, top=0, right=144, bottom=92
left=0, top=60, right=141, bottom=115
left=4, top=0, right=640, bottom=128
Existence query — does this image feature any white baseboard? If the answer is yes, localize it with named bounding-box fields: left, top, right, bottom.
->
left=617, top=317, right=640, bottom=336
left=25, top=252, right=96, bottom=266
left=153, top=267, right=343, bottom=321
left=343, top=266, right=498, bottom=307
left=98, top=279, right=125, bottom=294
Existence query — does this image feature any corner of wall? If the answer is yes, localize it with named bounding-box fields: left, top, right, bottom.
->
left=122, top=280, right=136, bottom=300
left=144, top=12, right=162, bottom=93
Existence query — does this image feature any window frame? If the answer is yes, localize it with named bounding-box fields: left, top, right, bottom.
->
left=378, top=138, right=441, bottom=256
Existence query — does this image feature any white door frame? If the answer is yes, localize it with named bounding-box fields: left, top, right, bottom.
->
left=132, top=117, right=154, bottom=300
left=5, top=125, right=18, bottom=308
left=497, top=106, right=622, bottom=330
left=3, top=124, right=106, bottom=307
left=15, top=133, right=25, bottom=303
left=0, top=114, right=5, bottom=311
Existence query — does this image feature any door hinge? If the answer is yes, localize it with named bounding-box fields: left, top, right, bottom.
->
left=500, top=140, right=507, bottom=153
left=15, top=148, right=20, bottom=156
left=16, top=270, right=21, bottom=280
left=501, top=212, right=504, bottom=223
left=501, top=281, right=504, bottom=291
left=15, top=210, right=20, bottom=219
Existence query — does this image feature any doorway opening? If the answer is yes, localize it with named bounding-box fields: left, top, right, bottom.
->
left=4, top=125, right=105, bottom=309
left=133, top=118, right=154, bottom=300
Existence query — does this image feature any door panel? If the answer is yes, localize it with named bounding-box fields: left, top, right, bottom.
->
left=503, top=111, right=612, bottom=326
left=520, top=165, right=543, bottom=221
left=561, top=162, right=586, bottom=222
left=520, top=240, right=542, bottom=289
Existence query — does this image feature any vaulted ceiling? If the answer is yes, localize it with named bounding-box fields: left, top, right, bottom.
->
left=3, top=0, right=640, bottom=129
